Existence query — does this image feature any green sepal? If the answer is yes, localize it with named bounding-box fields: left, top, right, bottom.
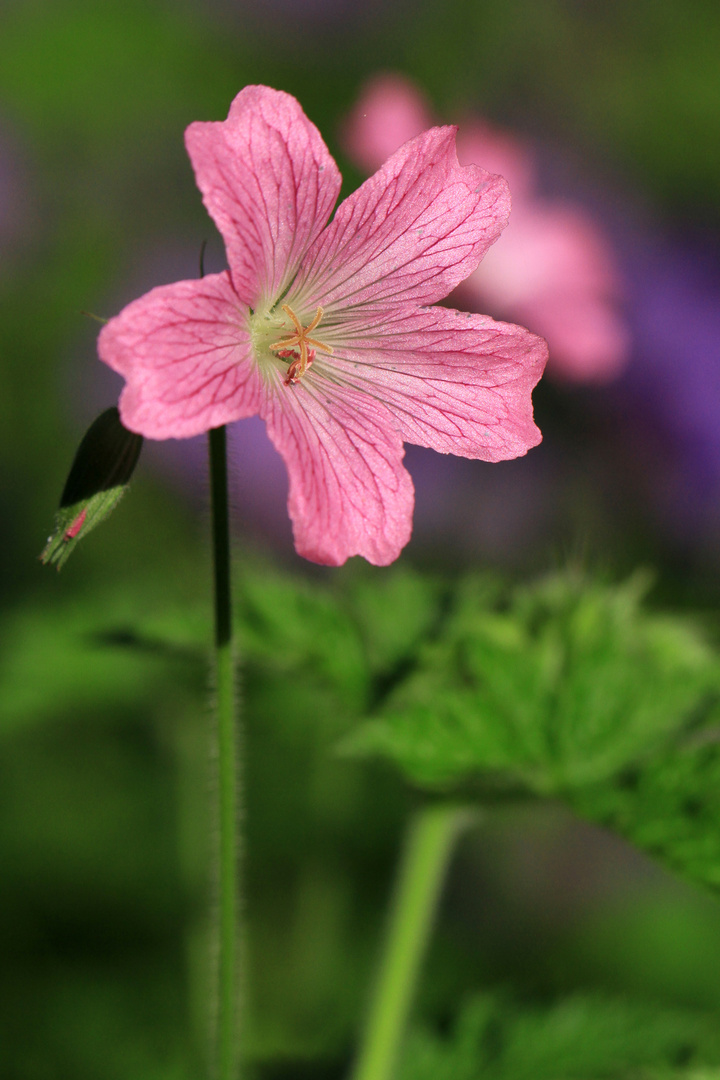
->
left=40, top=407, right=143, bottom=569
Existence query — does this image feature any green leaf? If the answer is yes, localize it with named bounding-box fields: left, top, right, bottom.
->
left=235, top=560, right=369, bottom=723
left=340, top=564, right=448, bottom=679
left=341, top=571, right=720, bottom=891
left=342, top=573, right=718, bottom=797
left=570, top=710, right=720, bottom=890
left=397, top=992, right=720, bottom=1080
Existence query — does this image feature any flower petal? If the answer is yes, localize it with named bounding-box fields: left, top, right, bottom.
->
left=185, top=86, right=341, bottom=307
left=259, top=373, right=414, bottom=565
left=314, top=306, right=547, bottom=461
left=293, top=127, right=509, bottom=314
left=98, top=272, right=260, bottom=439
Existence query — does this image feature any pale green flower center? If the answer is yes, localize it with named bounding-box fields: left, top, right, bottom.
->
left=249, top=303, right=333, bottom=386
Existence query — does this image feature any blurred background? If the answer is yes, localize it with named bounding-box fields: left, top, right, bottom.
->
left=1, top=0, right=720, bottom=1077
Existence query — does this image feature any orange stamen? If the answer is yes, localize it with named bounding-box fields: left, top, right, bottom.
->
left=269, top=304, right=333, bottom=385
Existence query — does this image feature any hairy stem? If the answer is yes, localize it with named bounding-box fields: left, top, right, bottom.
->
left=208, top=425, right=242, bottom=1079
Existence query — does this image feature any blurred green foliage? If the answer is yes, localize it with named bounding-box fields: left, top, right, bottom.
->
left=5, top=558, right=720, bottom=1076
left=398, top=991, right=720, bottom=1080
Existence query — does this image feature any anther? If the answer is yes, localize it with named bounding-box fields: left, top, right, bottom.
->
left=269, top=304, right=333, bottom=385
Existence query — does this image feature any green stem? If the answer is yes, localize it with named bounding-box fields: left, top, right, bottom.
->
left=208, top=425, right=241, bottom=1080
left=350, top=804, right=473, bottom=1080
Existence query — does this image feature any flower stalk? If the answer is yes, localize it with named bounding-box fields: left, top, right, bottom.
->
left=350, top=804, right=475, bottom=1080
left=208, top=424, right=242, bottom=1080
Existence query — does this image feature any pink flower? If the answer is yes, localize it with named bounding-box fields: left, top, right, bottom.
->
left=98, top=85, right=546, bottom=566
left=343, top=75, right=629, bottom=384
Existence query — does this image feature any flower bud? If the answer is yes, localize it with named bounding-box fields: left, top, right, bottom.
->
left=41, top=407, right=143, bottom=569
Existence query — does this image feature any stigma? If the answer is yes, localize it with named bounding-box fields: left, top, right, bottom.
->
left=269, top=304, right=333, bottom=385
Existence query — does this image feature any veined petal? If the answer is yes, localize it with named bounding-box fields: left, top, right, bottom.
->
left=259, top=373, right=414, bottom=566
left=293, top=127, right=509, bottom=315
left=314, top=306, right=547, bottom=461
left=98, top=273, right=260, bottom=439
left=185, top=86, right=341, bottom=307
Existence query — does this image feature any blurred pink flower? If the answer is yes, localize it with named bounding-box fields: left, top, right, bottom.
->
left=343, top=74, right=629, bottom=383
left=98, top=85, right=546, bottom=566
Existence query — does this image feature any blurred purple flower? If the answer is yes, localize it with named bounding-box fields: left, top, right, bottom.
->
left=619, top=230, right=720, bottom=537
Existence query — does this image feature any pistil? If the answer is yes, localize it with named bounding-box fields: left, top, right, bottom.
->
left=269, top=304, right=333, bottom=385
